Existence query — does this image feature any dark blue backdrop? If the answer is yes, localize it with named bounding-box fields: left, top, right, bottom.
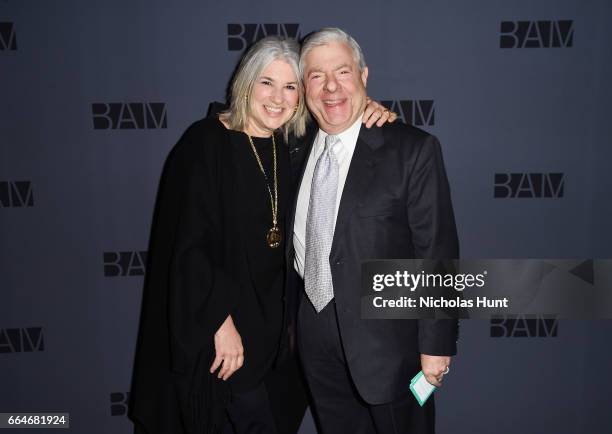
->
left=2, top=1, right=612, bottom=433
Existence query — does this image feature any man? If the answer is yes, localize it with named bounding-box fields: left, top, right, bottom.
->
left=288, top=28, right=459, bottom=433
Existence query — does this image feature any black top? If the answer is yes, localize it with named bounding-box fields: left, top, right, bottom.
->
left=225, top=127, right=290, bottom=391
left=129, top=117, right=295, bottom=434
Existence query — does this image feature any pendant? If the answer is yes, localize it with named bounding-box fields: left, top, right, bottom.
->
left=266, top=225, right=282, bottom=248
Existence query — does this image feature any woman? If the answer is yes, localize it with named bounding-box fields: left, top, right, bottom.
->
left=129, top=36, right=393, bottom=434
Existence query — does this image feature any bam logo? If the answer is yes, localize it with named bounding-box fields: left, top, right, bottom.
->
left=0, top=22, right=17, bottom=50
left=227, top=24, right=301, bottom=51
left=0, top=327, right=44, bottom=353
left=0, top=181, right=34, bottom=207
left=380, top=100, right=435, bottom=126
left=91, top=103, right=167, bottom=129
left=491, top=316, right=558, bottom=337
left=494, top=173, right=564, bottom=198
left=500, top=20, right=574, bottom=48
left=110, top=392, right=129, bottom=416
left=104, top=251, right=147, bottom=277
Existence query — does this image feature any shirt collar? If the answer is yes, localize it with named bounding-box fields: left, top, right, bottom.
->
left=315, top=115, right=363, bottom=153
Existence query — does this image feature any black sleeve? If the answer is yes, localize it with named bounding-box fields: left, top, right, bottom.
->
left=206, top=101, right=228, bottom=119
left=167, top=123, right=240, bottom=374
left=406, top=134, right=459, bottom=356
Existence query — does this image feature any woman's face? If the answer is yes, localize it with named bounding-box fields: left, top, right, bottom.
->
left=245, top=59, right=300, bottom=137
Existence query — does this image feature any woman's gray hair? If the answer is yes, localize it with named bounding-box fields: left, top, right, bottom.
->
left=220, top=36, right=308, bottom=140
left=299, top=27, right=367, bottom=78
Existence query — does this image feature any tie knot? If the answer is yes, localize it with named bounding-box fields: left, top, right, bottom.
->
left=324, top=134, right=339, bottom=152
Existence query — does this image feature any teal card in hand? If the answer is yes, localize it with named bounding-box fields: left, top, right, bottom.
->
left=410, top=371, right=436, bottom=406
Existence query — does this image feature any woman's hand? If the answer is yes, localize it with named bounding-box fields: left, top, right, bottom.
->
left=362, top=98, right=398, bottom=128
left=209, top=315, right=244, bottom=380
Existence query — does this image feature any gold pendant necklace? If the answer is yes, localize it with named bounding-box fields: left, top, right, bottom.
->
left=246, top=133, right=281, bottom=248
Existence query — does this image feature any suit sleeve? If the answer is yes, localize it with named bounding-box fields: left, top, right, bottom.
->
left=167, top=124, right=240, bottom=374
left=406, top=134, right=459, bottom=356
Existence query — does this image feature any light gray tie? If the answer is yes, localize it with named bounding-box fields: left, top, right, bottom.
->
left=304, top=134, right=340, bottom=312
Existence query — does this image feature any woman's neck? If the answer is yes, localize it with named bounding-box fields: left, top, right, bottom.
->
left=218, top=116, right=273, bottom=138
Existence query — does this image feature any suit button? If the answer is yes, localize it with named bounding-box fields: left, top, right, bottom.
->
left=335, top=260, right=342, bottom=265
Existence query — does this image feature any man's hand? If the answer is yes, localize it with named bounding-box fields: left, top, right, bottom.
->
left=420, top=354, right=451, bottom=387
left=362, top=97, right=398, bottom=128
left=210, top=315, right=244, bottom=381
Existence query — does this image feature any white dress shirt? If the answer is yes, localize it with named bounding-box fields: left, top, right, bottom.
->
left=293, top=117, right=363, bottom=278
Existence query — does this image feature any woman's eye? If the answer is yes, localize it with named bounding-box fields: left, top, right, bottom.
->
left=286, top=85, right=296, bottom=90
left=261, top=80, right=272, bottom=85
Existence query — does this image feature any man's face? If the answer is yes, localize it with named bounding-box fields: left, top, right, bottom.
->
left=303, top=41, right=368, bottom=134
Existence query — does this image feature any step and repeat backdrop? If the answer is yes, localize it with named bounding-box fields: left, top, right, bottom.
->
left=2, top=0, right=612, bottom=433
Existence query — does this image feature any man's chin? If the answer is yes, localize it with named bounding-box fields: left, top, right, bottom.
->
left=319, top=115, right=352, bottom=133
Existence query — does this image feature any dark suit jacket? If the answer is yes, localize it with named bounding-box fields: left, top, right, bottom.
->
left=287, top=121, right=459, bottom=405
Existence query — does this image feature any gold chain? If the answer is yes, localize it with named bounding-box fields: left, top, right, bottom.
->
left=246, top=133, right=278, bottom=227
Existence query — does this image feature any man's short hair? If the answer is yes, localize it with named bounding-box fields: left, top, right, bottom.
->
left=299, top=27, right=367, bottom=78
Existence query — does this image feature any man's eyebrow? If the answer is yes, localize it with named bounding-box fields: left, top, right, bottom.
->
left=307, top=68, right=324, bottom=75
left=334, top=64, right=351, bottom=71
left=307, top=64, right=351, bottom=76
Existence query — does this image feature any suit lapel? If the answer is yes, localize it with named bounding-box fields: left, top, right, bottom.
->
left=330, top=125, right=385, bottom=261
left=285, top=125, right=317, bottom=261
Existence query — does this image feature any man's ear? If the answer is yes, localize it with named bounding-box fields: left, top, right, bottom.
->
left=361, top=66, right=369, bottom=87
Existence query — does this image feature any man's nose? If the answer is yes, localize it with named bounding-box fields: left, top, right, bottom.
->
left=324, top=74, right=338, bottom=93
